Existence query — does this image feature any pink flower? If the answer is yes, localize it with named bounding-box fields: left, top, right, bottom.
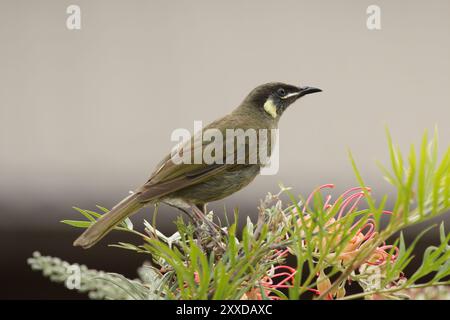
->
left=299, top=184, right=396, bottom=267
left=252, top=184, right=400, bottom=300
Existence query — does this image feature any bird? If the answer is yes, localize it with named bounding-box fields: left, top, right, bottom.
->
left=73, top=82, right=322, bottom=248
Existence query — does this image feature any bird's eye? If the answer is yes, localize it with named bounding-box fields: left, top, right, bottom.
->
left=277, top=88, right=286, bottom=97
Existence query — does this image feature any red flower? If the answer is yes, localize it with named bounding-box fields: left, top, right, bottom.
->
left=249, top=184, right=400, bottom=300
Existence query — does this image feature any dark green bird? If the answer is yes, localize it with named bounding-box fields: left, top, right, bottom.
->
left=74, top=82, right=321, bottom=248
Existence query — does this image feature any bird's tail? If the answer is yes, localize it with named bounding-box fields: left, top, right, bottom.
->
left=73, top=193, right=144, bottom=249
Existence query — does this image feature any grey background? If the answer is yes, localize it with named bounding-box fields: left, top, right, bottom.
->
left=0, top=0, right=449, bottom=298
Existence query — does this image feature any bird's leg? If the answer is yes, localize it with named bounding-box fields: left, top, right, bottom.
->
left=164, top=202, right=198, bottom=224
left=190, top=205, right=228, bottom=254
left=181, top=207, right=199, bottom=224
left=191, top=205, right=217, bottom=232
left=169, top=205, right=206, bottom=241
left=163, top=202, right=206, bottom=241
left=165, top=201, right=224, bottom=251
left=191, top=204, right=228, bottom=237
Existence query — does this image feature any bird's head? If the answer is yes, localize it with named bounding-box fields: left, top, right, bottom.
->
left=243, top=82, right=322, bottom=119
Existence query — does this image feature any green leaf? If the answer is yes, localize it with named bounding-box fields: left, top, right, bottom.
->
left=61, top=220, right=92, bottom=228
left=96, top=205, right=110, bottom=213
left=72, top=207, right=96, bottom=222
left=121, top=217, right=134, bottom=230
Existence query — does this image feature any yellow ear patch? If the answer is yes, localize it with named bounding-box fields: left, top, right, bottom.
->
left=263, top=99, right=278, bottom=118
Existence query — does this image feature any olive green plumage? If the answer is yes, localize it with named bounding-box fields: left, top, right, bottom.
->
left=74, top=82, right=321, bottom=248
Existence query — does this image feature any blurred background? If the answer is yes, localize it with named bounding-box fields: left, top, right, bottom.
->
left=0, top=0, right=449, bottom=299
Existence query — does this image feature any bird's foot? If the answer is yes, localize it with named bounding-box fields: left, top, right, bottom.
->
left=191, top=205, right=218, bottom=232
left=189, top=205, right=228, bottom=254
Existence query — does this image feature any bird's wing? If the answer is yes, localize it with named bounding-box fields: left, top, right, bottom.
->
left=135, top=130, right=232, bottom=202
left=145, top=128, right=225, bottom=183
left=136, top=162, right=229, bottom=202
left=135, top=122, right=262, bottom=203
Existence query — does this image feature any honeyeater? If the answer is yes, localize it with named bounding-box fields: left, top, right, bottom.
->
left=74, top=82, right=321, bottom=248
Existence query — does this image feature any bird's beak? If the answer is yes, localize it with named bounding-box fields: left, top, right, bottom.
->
left=298, top=86, right=322, bottom=97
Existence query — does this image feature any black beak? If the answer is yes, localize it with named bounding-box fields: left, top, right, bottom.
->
left=298, top=86, right=322, bottom=97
